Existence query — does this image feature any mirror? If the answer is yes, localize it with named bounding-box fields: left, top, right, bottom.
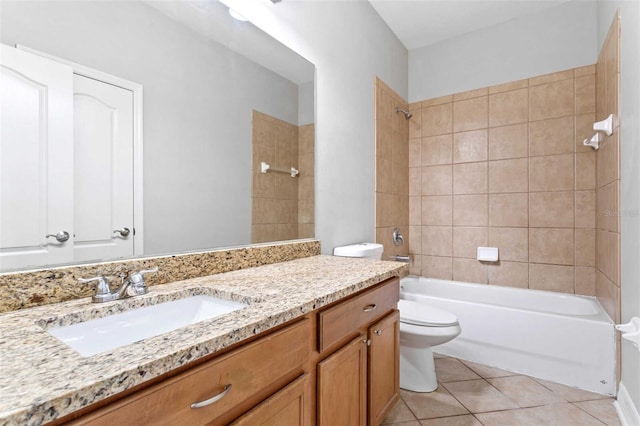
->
left=0, top=0, right=315, bottom=272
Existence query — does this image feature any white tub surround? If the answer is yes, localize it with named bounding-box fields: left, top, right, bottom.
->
left=400, top=276, right=616, bottom=395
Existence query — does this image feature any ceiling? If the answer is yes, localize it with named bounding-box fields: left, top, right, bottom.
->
left=368, top=0, right=571, bottom=50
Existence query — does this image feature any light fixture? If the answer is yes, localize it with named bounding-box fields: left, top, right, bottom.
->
left=228, top=8, right=248, bottom=22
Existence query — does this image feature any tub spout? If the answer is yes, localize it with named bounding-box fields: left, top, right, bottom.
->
left=388, top=255, right=410, bottom=263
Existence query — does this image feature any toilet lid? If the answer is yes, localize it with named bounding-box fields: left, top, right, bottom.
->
left=398, top=299, right=459, bottom=327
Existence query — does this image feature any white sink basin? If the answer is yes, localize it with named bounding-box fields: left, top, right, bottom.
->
left=48, top=296, right=248, bottom=357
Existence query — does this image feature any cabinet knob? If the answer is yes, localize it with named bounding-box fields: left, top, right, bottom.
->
left=45, top=230, right=70, bottom=243
left=190, top=384, right=232, bottom=409
left=374, top=329, right=382, bottom=335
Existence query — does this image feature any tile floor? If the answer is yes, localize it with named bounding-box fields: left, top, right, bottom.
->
left=383, top=354, right=621, bottom=426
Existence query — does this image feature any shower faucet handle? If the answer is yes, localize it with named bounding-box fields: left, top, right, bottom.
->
left=392, top=228, right=404, bottom=246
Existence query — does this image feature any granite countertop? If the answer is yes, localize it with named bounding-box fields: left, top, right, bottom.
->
left=0, top=255, right=407, bottom=425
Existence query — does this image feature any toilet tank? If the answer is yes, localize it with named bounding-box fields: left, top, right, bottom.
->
left=333, top=243, right=384, bottom=260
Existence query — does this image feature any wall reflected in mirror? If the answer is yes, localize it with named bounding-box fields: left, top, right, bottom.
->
left=0, top=0, right=315, bottom=272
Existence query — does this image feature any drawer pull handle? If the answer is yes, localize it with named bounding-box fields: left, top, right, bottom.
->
left=363, top=304, right=377, bottom=312
left=190, top=384, right=232, bottom=409
left=374, top=329, right=382, bottom=335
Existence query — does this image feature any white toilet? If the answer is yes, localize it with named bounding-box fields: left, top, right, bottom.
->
left=332, top=242, right=461, bottom=393
left=398, top=299, right=461, bottom=392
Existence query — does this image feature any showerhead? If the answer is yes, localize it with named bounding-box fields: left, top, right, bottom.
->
left=395, top=107, right=412, bottom=120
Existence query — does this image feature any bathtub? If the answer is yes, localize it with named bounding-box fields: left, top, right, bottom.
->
left=400, top=276, right=616, bottom=396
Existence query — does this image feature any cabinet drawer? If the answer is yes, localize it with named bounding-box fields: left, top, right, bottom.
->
left=318, top=278, right=399, bottom=352
left=74, top=319, right=311, bottom=426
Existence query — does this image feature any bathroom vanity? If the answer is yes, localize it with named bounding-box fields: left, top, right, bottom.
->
left=0, top=255, right=406, bottom=425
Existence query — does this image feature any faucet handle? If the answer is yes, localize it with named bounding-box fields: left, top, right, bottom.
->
left=78, top=276, right=118, bottom=303
left=128, top=266, right=158, bottom=285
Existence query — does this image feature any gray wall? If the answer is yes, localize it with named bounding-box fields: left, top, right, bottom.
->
left=408, top=0, right=598, bottom=101
left=1, top=1, right=300, bottom=256
left=298, top=80, right=315, bottom=126
left=598, top=0, right=640, bottom=417
left=224, top=0, right=408, bottom=254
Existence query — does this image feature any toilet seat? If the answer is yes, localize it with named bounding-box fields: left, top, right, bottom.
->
left=399, top=299, right=459, bottom=327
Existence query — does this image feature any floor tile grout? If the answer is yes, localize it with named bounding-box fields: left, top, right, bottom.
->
left=389, top=354, right=619, bottom=426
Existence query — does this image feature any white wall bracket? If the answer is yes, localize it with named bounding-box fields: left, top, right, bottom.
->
left=593, top=114, right=614, bottom=136
left=583, top=132, right=604, bottom=150
left=615, top=317, right=640, bottom=351
left=583, top=114, right=614, bottom=150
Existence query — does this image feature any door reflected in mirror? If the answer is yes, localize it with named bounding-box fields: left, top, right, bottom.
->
left=0, top=0, right=315, bottom=272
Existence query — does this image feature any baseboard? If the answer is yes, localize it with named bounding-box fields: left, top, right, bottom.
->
left=614, top=382, right=640, bottom=426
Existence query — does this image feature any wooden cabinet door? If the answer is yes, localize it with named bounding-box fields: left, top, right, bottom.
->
left=232, top=373, right=311, bottom=426
left=368, top=310, right=400, bottom=426
left=317, top=335, right=367, bottom=426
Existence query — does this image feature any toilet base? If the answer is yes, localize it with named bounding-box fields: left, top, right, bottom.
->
left=400, top=345, right=438, bottom=392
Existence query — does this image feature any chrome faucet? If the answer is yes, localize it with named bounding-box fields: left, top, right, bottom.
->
left=78, top=267, right=158, bottom=303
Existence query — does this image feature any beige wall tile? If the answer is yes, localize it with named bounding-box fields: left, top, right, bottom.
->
left=422, top=255, right=453, bottom=280
left=596, top=229, right=620, bottom=285
left=453, top=87, right=489, bottom=101
left=528, top=69, right=574, bottom=86
left=529, top=191, right=574, bottom=228
left=422, top=165, right=453, bottom=195
left=529, top=116, right=575, bottom=156
left=529, top=79, right=574, bottom=121
left=596, top=269, right=619, bottom=322
left=453, top=162, right=488, bottom=194
left=489, top=193, right=528, bottom=227
left=411, top=64, right=601, bottom=298
left=410, top=196, right=422, bottom=225
left=489, top=79, right=528, bottom=94
left=298, top=199, right=314, bottom=224
left=529, top=263, right=575, bottom=293
left=488, top=261, right=529, bottom=288
left=422, top=103, right=453, bottom=137
left=529, top=228, right=574, bottom=265
left=488, top=227, right=528, bottom=262
left=575, top=74, right=596, bottom=114
left=530, top=154, right=574, bottom=191
left=454, top=130, right=488, bottom=163
left=597, top=181, right=619, bottom=233
left=454, top=96, right=488, bottom=132
left=575, top=229, right=595, bottom=267
left=453, top=194, right=488, bottom=226
left=409, top=225, right=422, bottom=256
left=409, top=109, right=422, bottom=139
left=453, top=227, right=488, bottom=258
left=575, top=190, right=596, bottom=229
left=409, top=138, right=421, bottom=167
left=422, top=226, right=453, bottom=257
left=422, top=134, right=453, bottom=166
left=596, top=132, right=619, bottom=187
left=409, top=252, right=422, bottom=275
left=576, top=152, right=596, bottom=190
left=409, top=167, right=421, bottom=196
left=575, top=113, right=596, bottom=153
left=453, top=258, right=488, bottom=284
left=488, top=124, right=528, bottom=160
left=488, top=158, right=528, bottom=193
left=574, top=65, right=596, bottom=77
left=421, top=95, right=453, bottom=108
left=575, top=266, right=596, bottom=296
left=489, top=88, right=528, bottom=127
left=422, top=195, right=453, bottom=226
